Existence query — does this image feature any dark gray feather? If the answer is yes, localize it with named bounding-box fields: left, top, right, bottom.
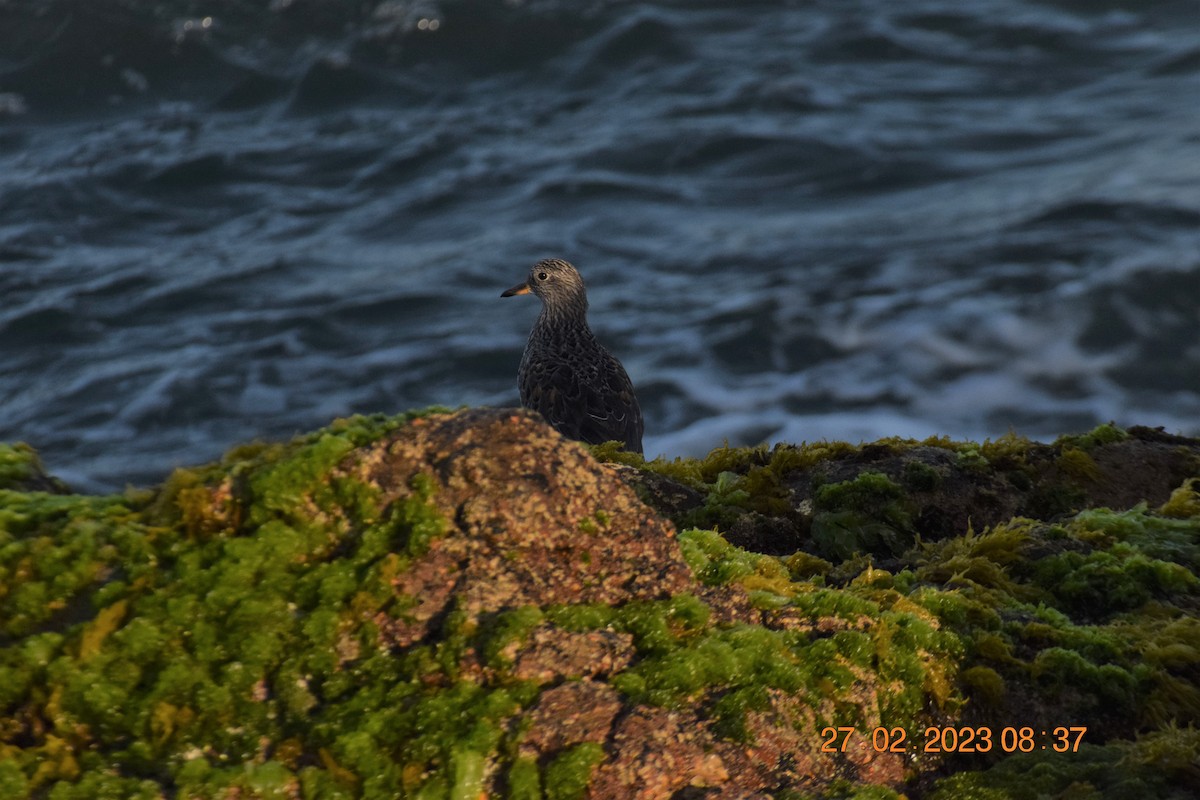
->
left=505, top=259, right=644, bottom=454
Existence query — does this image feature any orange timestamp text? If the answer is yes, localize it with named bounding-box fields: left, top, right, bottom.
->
left=820, top=725, right=1087, bottom=754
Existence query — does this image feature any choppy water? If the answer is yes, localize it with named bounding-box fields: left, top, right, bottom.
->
left=2, top=0, right=1198, bottom=491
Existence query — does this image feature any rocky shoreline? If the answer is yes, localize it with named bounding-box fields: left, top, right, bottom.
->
left=1, top=409, right=1197, bottom=798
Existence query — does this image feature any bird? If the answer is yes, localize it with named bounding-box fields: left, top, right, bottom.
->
left=501, top=258, right=644, bottom=454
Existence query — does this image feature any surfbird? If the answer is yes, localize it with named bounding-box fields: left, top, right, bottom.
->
left=502, top=258, right=644, bottom=454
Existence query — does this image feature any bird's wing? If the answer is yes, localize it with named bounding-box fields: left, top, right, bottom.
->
left=520, top=353, right=644, bottom=454
left=582, top=354, right=643, bottom=455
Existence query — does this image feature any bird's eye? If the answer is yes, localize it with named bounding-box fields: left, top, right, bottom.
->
left=537, top=272, right=549, bottom=281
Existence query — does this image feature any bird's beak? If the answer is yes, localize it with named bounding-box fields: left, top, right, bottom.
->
left=501, top=282, right=531, bottom=297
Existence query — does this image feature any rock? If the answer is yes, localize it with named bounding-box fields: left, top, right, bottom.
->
left=335, top=408, right=693, bottom=649
left=616, top=424, right=1200, bottom=559
left=0, top=442, right=70, bottom=493
left=0, top=410, right=1196, bottom=799
left=325, top=408, right=919, bottom=797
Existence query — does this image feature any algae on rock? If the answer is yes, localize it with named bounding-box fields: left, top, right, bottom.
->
left=1, top=412, right=1198, bottom=799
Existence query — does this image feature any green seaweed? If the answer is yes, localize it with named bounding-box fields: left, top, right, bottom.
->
left=0, top=443, right=68, bottom=493
left=810, top=472, right=916, bottom=560
left=925, top=727, right=1199, bottom=800
left=1056, top=446, right=1102, bottom=483
left=481, top=606, right=546, bottom=671
left=680, top=527, right=792, bottom=593
left=593, top=439, right=856, bottom=526
left=1056, top=422, right=1129, bottom=451
left=505, top=756, right=541, bottom=800
left=0, top=491, right=170, bottom=641
left=543, top=742, right=604, bottom=800
left=1159, top=478, right=1200, bottom=520
left=0, top=413, right=505, bottom=800
left=3, top=413, right=1197, bottom=799
left=617, top=530, right=961, bottom=739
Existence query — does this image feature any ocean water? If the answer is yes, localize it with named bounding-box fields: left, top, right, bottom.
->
left=1, top=0, right=1198, bottom=491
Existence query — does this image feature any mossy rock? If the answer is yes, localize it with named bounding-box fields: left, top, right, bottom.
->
left=0, top=443, right=70, bottom=494
left=0, top=409, right=960, bottom=799
left=607, top=424, right=1200, bottom=560
left=2, top=411, right=1197, bottom=799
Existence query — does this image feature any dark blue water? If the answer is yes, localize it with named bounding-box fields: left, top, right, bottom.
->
left=2, top=0, right=1198, bottom=491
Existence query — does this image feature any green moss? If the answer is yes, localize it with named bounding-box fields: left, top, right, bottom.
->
left=0, top=491, right=171, bottom=640
left=4, top=413, right=1196, bottom=798
left=1120, top=723, right=1200, bottom=777
left=810, top=472, right=915, bottom=561
left=785, top=551, right=833, bottom=580
left=543, top=742, right=604, bottom=800
left=612, top=623, right=808, bottom=709
left=925, top=732, right=1199, bottom=800
left=615, top=533, right=961, bottom=738
left=679, top=527, right=793, bottom=595
left=692, top=444, right=770, bottom=485
left=904, top=499, right=1200, bottom=738
left=481, top=606, right=545, bottom=671
left=586, top=441, right=645, bottom=467
left=608, top=595, right=712, bottom=659
left=543, top=603, right=617, bottom=633
left=776, top=781, right=908, bottom=800
left=0, top=412, right=529, bottom=799
left=449, top=747, right=487, bottom=800
left=1160, top=478, right=1200, bottom=519
left=1073, top=506, right=1200, bottom=570
left=0, top=443, right=67, bottom=492
left=680, top=470, right=754, bottom=531
left=901, top=460, right=943, bottom=491
left=1057, top=423, right=1129, bottom=451
left=839, top=788, right=906, bottom=800
left=505, top=756, right=541, bottom=800
left=1057, top=447, right=1102, bottom=483
left=590, top=441, right=764, bottom=490
left=1032, top=545, right=1196, bottom=616
left=0, top=760, right=28, bottom=799
left=43, top=772, right=164, bottom=800
left=914, top=527, right=1029, bottom=603
left=391, top=473, right=448, bottom=558
left=959, top=665, right=1006, bottom=706
left=979, top=431, right=1036, bottom=467
left=1031, top=648, right=1136, bottom=706
left=955, top=446, right=990, bottom=472
left=617, top=440, right=856, bottom=530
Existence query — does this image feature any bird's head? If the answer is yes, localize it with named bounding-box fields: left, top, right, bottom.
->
left=501, top=258, right=588, bottom=313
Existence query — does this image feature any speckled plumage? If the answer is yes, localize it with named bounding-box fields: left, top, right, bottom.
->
left=501, top=258, right=644, bottom=454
